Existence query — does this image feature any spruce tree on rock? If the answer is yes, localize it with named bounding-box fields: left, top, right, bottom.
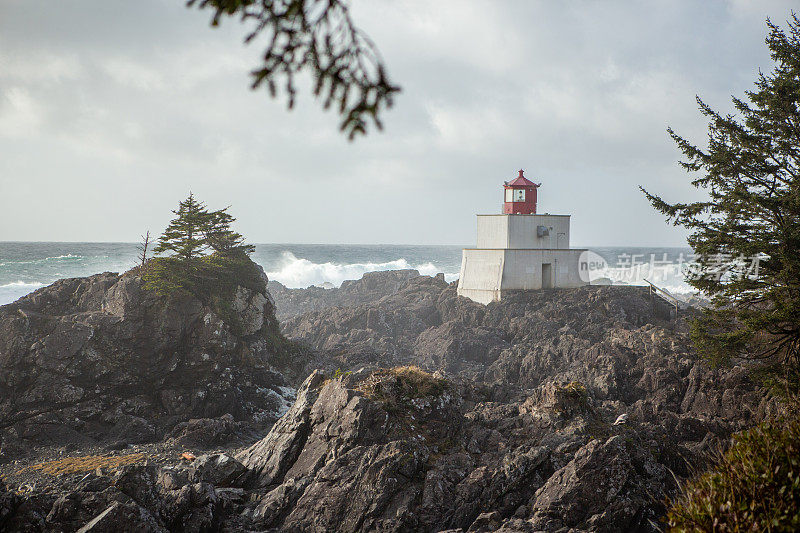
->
left=154, top=193, right=211, bottom=260
left=642, top=15, right=800, bottom=380
left=204, top=207, right=256, bottom=256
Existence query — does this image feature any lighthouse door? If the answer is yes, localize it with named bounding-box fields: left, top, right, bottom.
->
left=541, top=263, right=553, bottom=289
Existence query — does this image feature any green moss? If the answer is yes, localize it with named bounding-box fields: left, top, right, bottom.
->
left=667, top=410, right=800, bottom=532
left=142, top=251, right=267, bottom=332
left=143, top=252, right=265, bottom=299
left=141, top=252, right=306, bottom=368
left=209, top=294, right=243, bottom=335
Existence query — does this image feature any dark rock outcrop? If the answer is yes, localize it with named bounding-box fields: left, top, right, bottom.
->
left=281, top=273, right=773, bottom=448
left=0, top=266, right=297, bottom=456
left=526, top=435, right=667, bottom=531
left=0, top=269, right=777, bottom=531
left=269, top=268, right=424, bottom=321
left=76, top=501, right=166, bottom=533
left=0, top=481, right=19, bottom=530
left=229, top=369, right=670, bottom=531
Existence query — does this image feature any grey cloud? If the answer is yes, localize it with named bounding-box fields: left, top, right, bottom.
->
left=0, top=0, right=796, bottom=245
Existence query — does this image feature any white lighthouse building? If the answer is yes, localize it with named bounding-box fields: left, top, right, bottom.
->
left=457, top=170, right=588, bottom=304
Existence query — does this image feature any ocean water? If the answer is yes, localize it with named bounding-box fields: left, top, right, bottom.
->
left=0, top=242, right=695, bottom=306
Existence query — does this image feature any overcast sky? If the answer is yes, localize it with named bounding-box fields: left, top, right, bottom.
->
left=0, top=0, right=795, bottom=246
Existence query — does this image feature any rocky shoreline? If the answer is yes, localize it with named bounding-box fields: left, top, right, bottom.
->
left=0, top=268, right=774, bottom=531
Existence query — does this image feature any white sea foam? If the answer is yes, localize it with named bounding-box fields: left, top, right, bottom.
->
left=0, top=281, right=45, bottom=289
left=0, top=281, right=47, bottom=306
left=0, top=254, right=83, bottom=267
left=266, top=252, right=459, bottom=289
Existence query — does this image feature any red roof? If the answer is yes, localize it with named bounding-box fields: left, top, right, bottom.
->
left=505, top=169, right=538, bottom=188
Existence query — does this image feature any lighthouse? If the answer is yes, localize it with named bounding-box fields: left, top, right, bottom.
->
left=503, top=170, right=539, bottom=214
left=457, top=170, right=588, bottom=304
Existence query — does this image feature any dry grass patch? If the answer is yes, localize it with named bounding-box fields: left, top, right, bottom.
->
left=15, top=453, right=148, bottom=477
left=358, top=366, right=448, bottom=407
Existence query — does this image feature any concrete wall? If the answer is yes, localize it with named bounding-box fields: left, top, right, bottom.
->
left=475, top=215, right=509, bottom=249
left=457, top=248, right=587, bottom=304
left=500, top=249, right=586, bottom=290
left=457, top=249, right=504, bottom=304
left=476, top=215, right=570, bottom=250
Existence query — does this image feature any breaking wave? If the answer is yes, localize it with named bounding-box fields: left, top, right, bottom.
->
left=0, top=254, right=84, bottom=267
left=0, top=280, right=46, bottom=290
left=0, top=281, right=46, bottom=306
left=266, top=252, right=459, bottom=289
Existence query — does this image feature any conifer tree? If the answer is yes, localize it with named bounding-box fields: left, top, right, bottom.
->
left=204, top=207, right=256, bottom=256
left=153, top=193, right=211, bottom=260
left=642, top=15, right=800, bottom=379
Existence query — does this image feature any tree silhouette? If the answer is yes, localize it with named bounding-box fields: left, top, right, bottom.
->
left=204, top=207, right=256, bottom=255
left=188, top=0, right=400, bottom=140
left=153, top=193, right=210, bottom=260
left=643, top=15, right=800, bottom=382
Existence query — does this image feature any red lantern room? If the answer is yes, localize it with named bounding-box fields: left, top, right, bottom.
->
left=503, top=169, right=540, bottom=215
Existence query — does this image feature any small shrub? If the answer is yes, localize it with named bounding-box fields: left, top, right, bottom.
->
left=548, top=380, right=590, bottom=416
left=561, top=381, right=588, bottom=400
left=667, top=410, right=800, bottom=532
left=358, top=366, right=448, bottom=408
left=320, top=368, right=353, bottom=389
left=333, top=368, right=352, bottom=380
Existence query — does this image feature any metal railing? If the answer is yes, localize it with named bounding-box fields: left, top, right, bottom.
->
left=643, top=278, right=679, bottom=320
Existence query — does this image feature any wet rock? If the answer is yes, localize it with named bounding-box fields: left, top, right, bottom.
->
left=467, top=511, right=503, bottom=532
left=167, top=414, right=244, bottom=448
left=159, top=481, right=219, bottom=532
left=237, top=370, right=327, bottom=487
left=46, top=488, right=126, bottom=531
left=188, top=453, right=248, bottom=487
left=281, top=273, right=771, bottom=440
left=250, top=477, right=310, bottom=526
left=1, top=491, right=56, bottom=532
left=234, top=369, right=558, bottom=531
left=76, top=501, right=166, bottom=533
left=528, top=435, right=668, bottom=531
left=112, top=464, right=162, bottom=516
left=1, top=270, right=775, bottom=532
left=157, top=466, right=191, bottom=492
left=236, top=370, right=456, bottom=530
left=107, top=416, right=157, bottom=445
left=269, top=269, right=428, bottom=321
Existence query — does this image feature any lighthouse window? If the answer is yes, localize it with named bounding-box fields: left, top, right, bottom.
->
left=513, top=189, right=526, bottom=202
left=505, top=189, right=513, bottom=202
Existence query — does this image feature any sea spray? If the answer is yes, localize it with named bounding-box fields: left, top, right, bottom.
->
left=265, top=251, right=459, bottom=288
left=0, top=242, right=695, bottom=305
